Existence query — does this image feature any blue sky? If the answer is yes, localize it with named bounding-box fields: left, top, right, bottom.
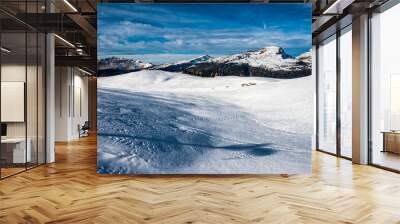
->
left=98, top=4, right=311, bottom=64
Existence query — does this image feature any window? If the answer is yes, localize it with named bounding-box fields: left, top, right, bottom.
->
left=318, top=35, right=337, bottom=154
left=339, top=26, right=352, bottom=158
left=390, top=74, right=400, bottom=130
left=0, top=1, right=46, bottom=179
left=370, top=2, right=400, bottom=171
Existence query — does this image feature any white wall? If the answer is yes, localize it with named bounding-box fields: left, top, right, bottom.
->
left=55, top=67, right=89, bottom=141
left=1, top=82, right=25, bottom=122
left=1, top=64, right=26, bottom=81
left=55, top=66, right=70, bottom=141
left=72, top=73, right=89, bottom=137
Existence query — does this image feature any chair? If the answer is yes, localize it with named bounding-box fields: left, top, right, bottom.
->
left=78, top=121, right=90, bottom=138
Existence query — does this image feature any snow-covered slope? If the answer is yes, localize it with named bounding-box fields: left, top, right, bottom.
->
left=97, top=70, right=313, bottom=174
left=98, top=70, right=313, bottom=134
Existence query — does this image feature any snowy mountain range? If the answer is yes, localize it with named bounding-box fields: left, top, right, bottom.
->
left=181, top=46, right=311, bottom=78
left=98, top=57, right=153, bottom=76
left=151, top=55, right=213, bottom=72
left=98, top=46, right=311, bottom=78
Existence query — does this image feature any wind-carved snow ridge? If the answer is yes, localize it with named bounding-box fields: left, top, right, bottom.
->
left=97, top=70, right=313, bottom=174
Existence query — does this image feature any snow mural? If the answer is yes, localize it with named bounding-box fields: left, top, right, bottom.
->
left=97, top=4, right=313, bottom=174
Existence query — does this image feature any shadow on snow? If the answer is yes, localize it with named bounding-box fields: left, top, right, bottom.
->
left=97, top=88, right=277, bottom=172
left=98, top=132, right=276, bottom=157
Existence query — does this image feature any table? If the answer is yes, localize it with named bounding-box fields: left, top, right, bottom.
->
left=382, top=131, right=400, bottom=154
left=1, top=138, right=31, bottom=163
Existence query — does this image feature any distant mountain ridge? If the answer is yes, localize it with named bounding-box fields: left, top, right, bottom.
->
left=166, top=46, right=311, bottom=78
left=98, top=47, right=311, bottom=78
left=98, top=57, right=153, bottom=76
left=151, top=55, right=213, bottom=72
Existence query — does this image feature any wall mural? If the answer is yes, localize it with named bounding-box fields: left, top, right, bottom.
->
left=97, top=3, right=313, bottom=174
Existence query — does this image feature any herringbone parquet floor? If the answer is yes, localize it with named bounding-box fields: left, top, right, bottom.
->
left=1, top=135, right=400, bottom=224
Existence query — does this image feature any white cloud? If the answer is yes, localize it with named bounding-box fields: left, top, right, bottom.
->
left=98, top=21, right=311, bottom=58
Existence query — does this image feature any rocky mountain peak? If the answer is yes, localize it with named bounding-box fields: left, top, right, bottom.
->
left=296, top=51, right=311, bottom=64
left=254, top=46, right=292, bottom=59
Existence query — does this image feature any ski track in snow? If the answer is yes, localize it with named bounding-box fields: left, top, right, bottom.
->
left=97, top=71, right=312, bottom=174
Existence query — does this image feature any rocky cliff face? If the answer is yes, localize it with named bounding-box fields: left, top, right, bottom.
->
left=296, top=51, right=312, bottom=65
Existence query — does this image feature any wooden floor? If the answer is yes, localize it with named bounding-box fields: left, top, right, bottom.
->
left=372, top=150, right=400, bottom=171
left=0, top=167, right=26, bottom=178
left=1, top=136, right=400, bottom=224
